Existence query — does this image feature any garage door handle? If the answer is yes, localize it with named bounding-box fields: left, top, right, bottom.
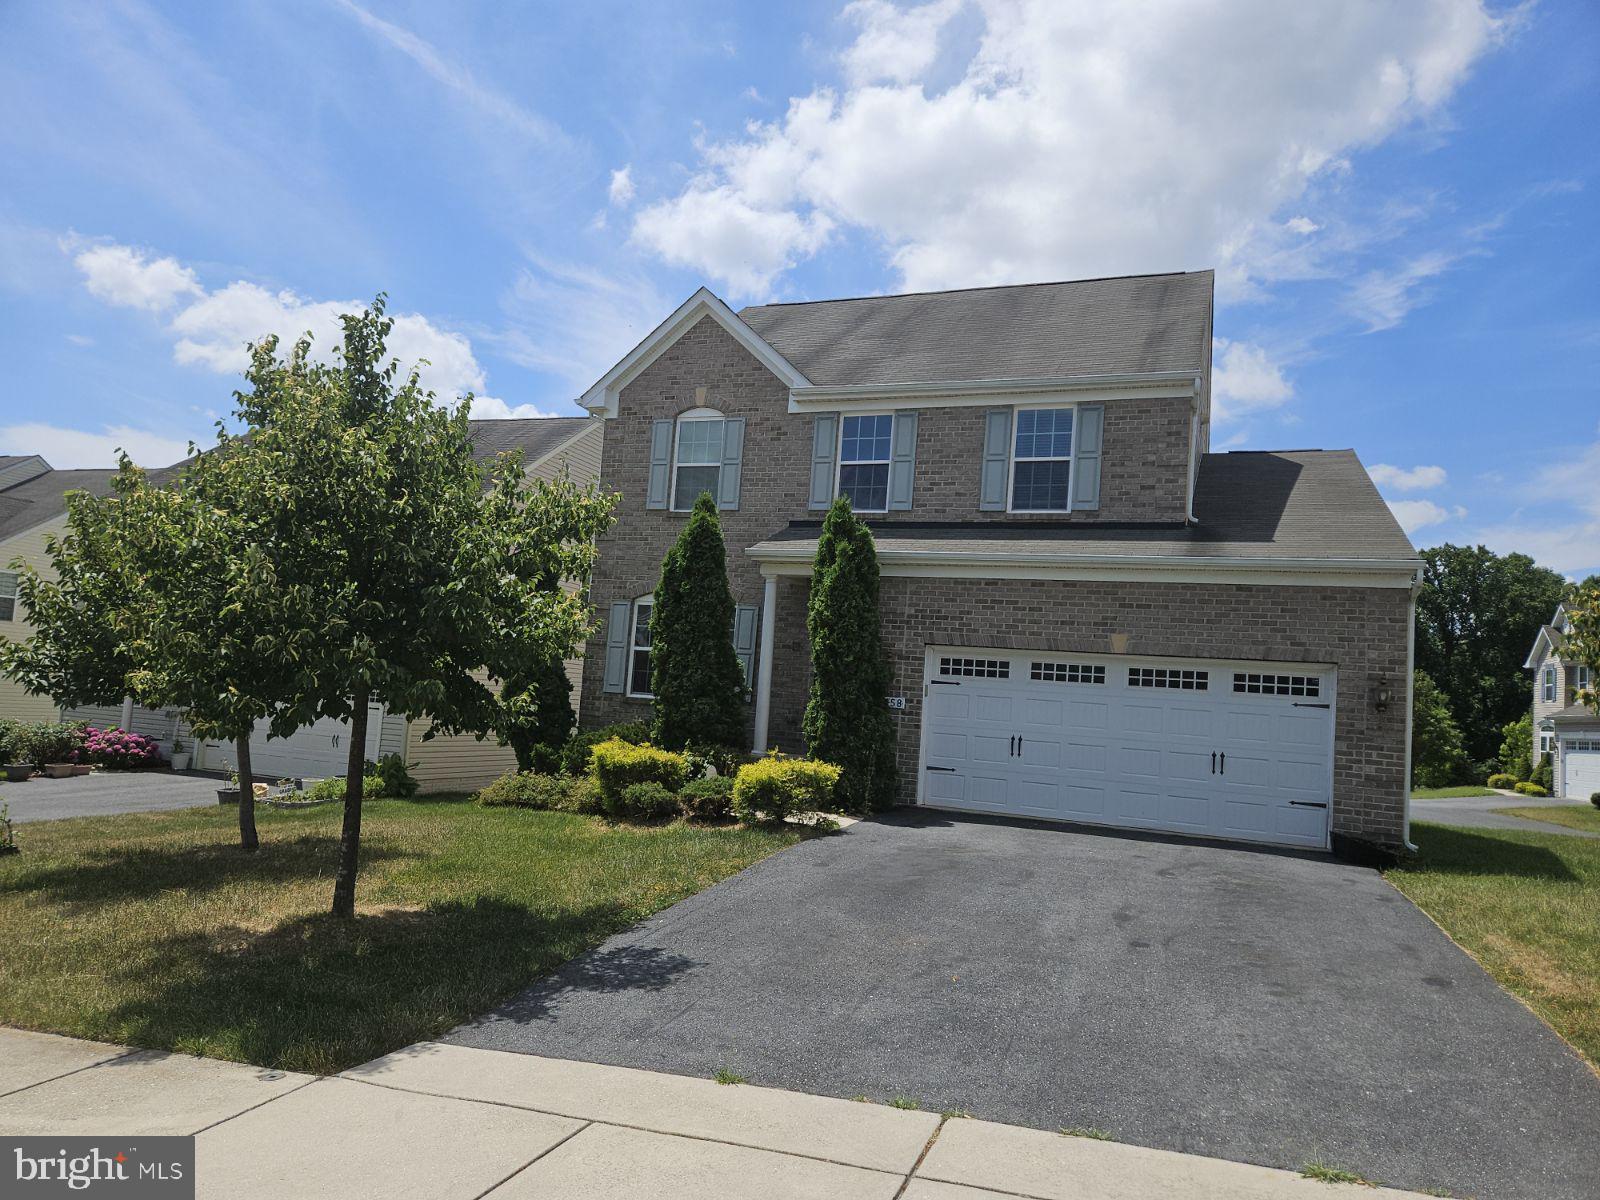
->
left=926, top=765, right=956, bottom=773
left=1289, top=800, right=1327, bottom=808
left=1210, top=751, right=1216, bottom=774
left=1219, top=752, right=1225, bottom=775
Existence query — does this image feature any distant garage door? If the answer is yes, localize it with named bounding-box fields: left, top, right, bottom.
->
left=919, top=648, right=1335, bottom=850
left=1564, top=740, right=1600, bottom=800
left=198, top=701, right=387, bottom=781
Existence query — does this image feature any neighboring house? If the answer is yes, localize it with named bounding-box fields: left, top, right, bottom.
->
left=0, top=415, right=602, bottom=792
left=1525, top=604, right=1600, bottom=799
left=576, top=271, right=1421, bottom=854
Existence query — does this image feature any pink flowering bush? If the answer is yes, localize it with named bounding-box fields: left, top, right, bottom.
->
left=82, top=727, right=165, bottom=769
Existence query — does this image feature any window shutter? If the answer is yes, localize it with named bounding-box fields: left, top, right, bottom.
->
left=718, top=417, right=745, bottom=511
left=1072, top=404, right=1104, bottom=511
left=602, top=601, right=631, bottom=693
left=808, top=413, right=839, bottom=510
left=979, top=409, right=1012, bottom=511
left=732, top=604, right=760, bottom=695
left=646, top=420, right=672, bottom=510
left=888, top=411, right=918, bottom=511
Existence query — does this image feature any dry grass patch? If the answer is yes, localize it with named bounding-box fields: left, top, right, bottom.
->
left=1493, top=805, right=1600, bottom=835
left=0, top=796, right=800, bottom=1074
left=1388, top=822, right=1600, bottom=1068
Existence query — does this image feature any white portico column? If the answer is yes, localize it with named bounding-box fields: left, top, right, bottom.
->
left=752, top=572, right=779, bottom=754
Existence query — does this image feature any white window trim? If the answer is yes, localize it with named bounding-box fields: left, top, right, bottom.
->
left=1543, top=665, right=1557, bottom=702
left=0, top=570, right=16, bottom=622
left=1539, top=731, right=1554, bottom=755
left=1578, top=665, right=1592, bottom=690
left=627, top=595, right=655, bottom=699
left=1006, top=401, right=1077, bottom=515
left=835, top=411, right=894, bottom=515
left=669, top=408, right=725, bottom=513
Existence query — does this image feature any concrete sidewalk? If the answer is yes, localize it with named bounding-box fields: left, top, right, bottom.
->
left=0, top=1029, right=1441, bottom=1199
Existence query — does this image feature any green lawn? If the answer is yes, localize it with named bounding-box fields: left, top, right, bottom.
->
left=1410, top=786, right=1499, bottom=799
left=0, top=797, right=801, bottom=1074
left=1388, top=822, right=1600, bottom=1068
left=1494, top=805, right=1600, bottom=835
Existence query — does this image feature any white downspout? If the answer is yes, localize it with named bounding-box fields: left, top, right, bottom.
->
left=751, top=573, right=778, bottom=754
left=1402, top=575, right=1420, bottom=852
left=118, top=694, right=135, bottom=732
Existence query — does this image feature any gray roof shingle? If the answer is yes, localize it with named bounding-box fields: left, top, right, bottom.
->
left=0, top=468, right=121, bottom=543
left=738, top=270, right=1213, bottom=388
left=467, top=416, right=594, bottom=464
left=749, top=450, right=1417, bottom=565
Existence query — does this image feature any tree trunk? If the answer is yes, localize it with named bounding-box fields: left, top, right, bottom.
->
left=234, top=734, right=259, bottom=852
left=330, top=691, right=370, bottom=918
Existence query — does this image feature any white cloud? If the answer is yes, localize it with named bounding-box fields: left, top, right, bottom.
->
left=468, top=396, right=564, bottom=420
left=839, top=0, right=963, bottom=85
left=1387, top=498, right=1467, bottom=534
left=1346, top=250, right=1462, bottom=332
left=72, top=243, right=202, bottom=312
left=1211, top=338, right=1292, bottom=423
left=1286, top=216, right=1320, bottom=235
left=65, top=333, right=95, bottom=347
left=1474, top=438, right=1600, bottom=576
left=1369, top=463, right=1448, bottom=491
left=608, top=166, right=636, bottom=207
left=0, top=422, right=193, bottom=470
left=632, top=0, right=1503, bottom=298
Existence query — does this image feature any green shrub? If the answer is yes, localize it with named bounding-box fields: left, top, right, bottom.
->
left=590, top=738, right=689, bottom=813
left=617, top=781, right=679, bottom=820
left=1532, top=754, right=1553, bottom=792
left=475, top=771, right=569, bottom=809
left=732, top=755, right=841, bottom=824
left=561, top=774, right=604, bottom=814
left=1486, top=773, right=1518, bottom=790
left=0, top=719, right=18, bottom=765
left=367, top=753, right=418, bottom=798
left=1513, top=781, right=1548, bottom=797
left=16, top=722, right=88, bottom=767
left=304, top=775, right=385, bottom=802
left=1591, top=792, right=1600, bottom=809
left=558, top=722, right=652, bottom=776
left=685, top=745, right=745, bottom=781
left=678, top=776, right=735, bottom=822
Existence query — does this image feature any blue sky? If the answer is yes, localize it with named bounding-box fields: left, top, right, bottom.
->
left=1, top=1, right=1596, bottom=575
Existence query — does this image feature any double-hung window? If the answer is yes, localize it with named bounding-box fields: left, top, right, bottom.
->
left=0, top=571, right=15, bottom=622
left=628, top=598, right=654, bottom=697
left=838, top=414, right=893, bottom=512
left=1543, top=665, right=1557, bottom=702
left=1578, top=665, right=1592, bottom=691
left=671, top=411, right=724, bottom=511
left=1010, top=407, right=1073, bottom=512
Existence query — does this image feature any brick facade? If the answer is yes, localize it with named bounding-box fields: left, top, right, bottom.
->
left=580, top=313, right=1413, bottom=850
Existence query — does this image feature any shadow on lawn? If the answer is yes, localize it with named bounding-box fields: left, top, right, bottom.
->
left=3, top=834, right=415, bottom=907
left=1405, top=824, right=1582, bottom=883
left=102, top=896, right=670, bottom=1074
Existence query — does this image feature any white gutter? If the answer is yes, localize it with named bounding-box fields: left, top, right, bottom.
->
left=748, top=543, right=1422, bottom=575
left=789, top=369, right=1197, bottom=402
left=1403, top=574, right=1420, bottom=852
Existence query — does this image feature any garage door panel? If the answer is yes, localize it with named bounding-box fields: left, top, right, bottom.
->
left=973, top=695, right=1013, bottom=722
left=1017, top=697, right=1064, bottom=727
left=1118, top=745, right=1163, bottom=779
left=927, top=690, right=970, bottom=719
left=1063, top=741, right=1108, bottom=773
left=1112, top=787, right=1162, bottom=823
left=1066, top=701, right=1109, bottom=731
left=1122, top=703, right=1166, bottom=735
left=1013, top=778, right=1062, bottom=815
left=1018, top=739, right=1061, bottom=768
left=1062, top=784, right=1107, bottom=818
left=1166, top=748, right=1214, bottom=784
left=1160, top=790, right=1211, bottom=829
left=1163, top=704, right=1215, bottom=739
left=972, top=734, right=1011, bottom=763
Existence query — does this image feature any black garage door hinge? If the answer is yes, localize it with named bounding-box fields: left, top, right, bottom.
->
left=926, top=765, right=956, bottom=773
left=1292, top=702, right=1331, bottom=709
left=1288, top=800, right=1329, bottom=808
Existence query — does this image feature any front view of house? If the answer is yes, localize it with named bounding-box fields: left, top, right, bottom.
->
left=577, top=271, right=1420, bottom=855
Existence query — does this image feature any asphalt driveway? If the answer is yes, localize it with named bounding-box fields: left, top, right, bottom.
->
left=2, top=770, right=222, bottom=823
left=1413, top=792, right=1600, bottom=838
left=451, top=811, right=1600, bottom=1200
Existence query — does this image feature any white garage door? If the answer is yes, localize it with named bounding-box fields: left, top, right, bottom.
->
left=919, top=648, right=1335, bottom=850
left=198, top=702, right=386, bottom=781
left=1564, top=741, right=1600, bottom=800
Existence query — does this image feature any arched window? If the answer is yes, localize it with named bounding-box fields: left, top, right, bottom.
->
left=671, top=409, right=725, bottom=511
left=628, top=595, right=654, bottom=697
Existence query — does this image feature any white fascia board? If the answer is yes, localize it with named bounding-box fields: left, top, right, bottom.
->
left=1524, top=628, right=1556, bottom=670
left=786, top=371, right=1199, bottom=414
left=750, top=544, right=1420, bottom=589
left=580, top=287, right=811, bottom=418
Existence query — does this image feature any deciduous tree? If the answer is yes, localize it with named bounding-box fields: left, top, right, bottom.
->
left=1411, top=669, right=1467, bottom=788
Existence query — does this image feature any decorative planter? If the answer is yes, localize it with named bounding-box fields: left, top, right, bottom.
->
left=216, top=788, right=241, bottom=805
left=170, top=753, right=192, bottom=771
left=2, top=764, right=30, bottom=782
left=44, top=763, right=76, bottom=779
left=72, top=764, right=92, bottom=776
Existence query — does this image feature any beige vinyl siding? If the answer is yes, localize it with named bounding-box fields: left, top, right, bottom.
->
left=0, top=515, right=68, bottom=723
left=405, top=719, right=518, bottom=794
left=527, top=419, right=603, bottom=486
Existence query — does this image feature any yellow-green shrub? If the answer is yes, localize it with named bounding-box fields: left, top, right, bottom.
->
left=1513, top=781, right=1548, bottom=797
left=590, top=738, right=689, bottom=815
left=732, top=755, right=841, bottom=824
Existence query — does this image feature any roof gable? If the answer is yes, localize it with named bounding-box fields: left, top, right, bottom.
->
left=580, top=287, right=810, bottom=418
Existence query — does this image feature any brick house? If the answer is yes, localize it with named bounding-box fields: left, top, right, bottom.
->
left=577, top=271, right=1421, bottom=854
left=1525, top=605, right=1600, bottom=798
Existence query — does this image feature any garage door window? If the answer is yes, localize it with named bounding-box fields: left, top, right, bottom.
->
left=1030, top=661, right=1105, bottom=684
left=1232, top=672, right=1319, bottom=697
left=1568, top=739, right=1600, bottom=751
left=939, top=656, right=1009, bottom=679
left=1128, top=666, right=1208, bottom=690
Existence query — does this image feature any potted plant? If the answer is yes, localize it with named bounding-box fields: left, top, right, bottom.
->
left=36, top=722, right=88, bottom=779
left=216, top=762, right=241, bottom=805
left=170, top=737, right=192, bottom=772
left=0, top=721, right=30, bottom=782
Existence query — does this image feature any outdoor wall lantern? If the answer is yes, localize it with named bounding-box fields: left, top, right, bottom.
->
left=1372, top=676, right=1393, bottom=713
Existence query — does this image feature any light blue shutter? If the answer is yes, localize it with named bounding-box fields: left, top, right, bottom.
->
left=979, top=409, right=1012, bottom=511
left=718, top=417, right=745, bottom=511
left=646, top=420, right=672, bottom=510
left=888, top=411, right=918, bottom=511
left=808, top=414, right=839, bottom=510
left=602, top=601, right=631, bottom=693
left=732, top=604, right=759, bottom=695
left=1072, top=404, right=1103, bottom=511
